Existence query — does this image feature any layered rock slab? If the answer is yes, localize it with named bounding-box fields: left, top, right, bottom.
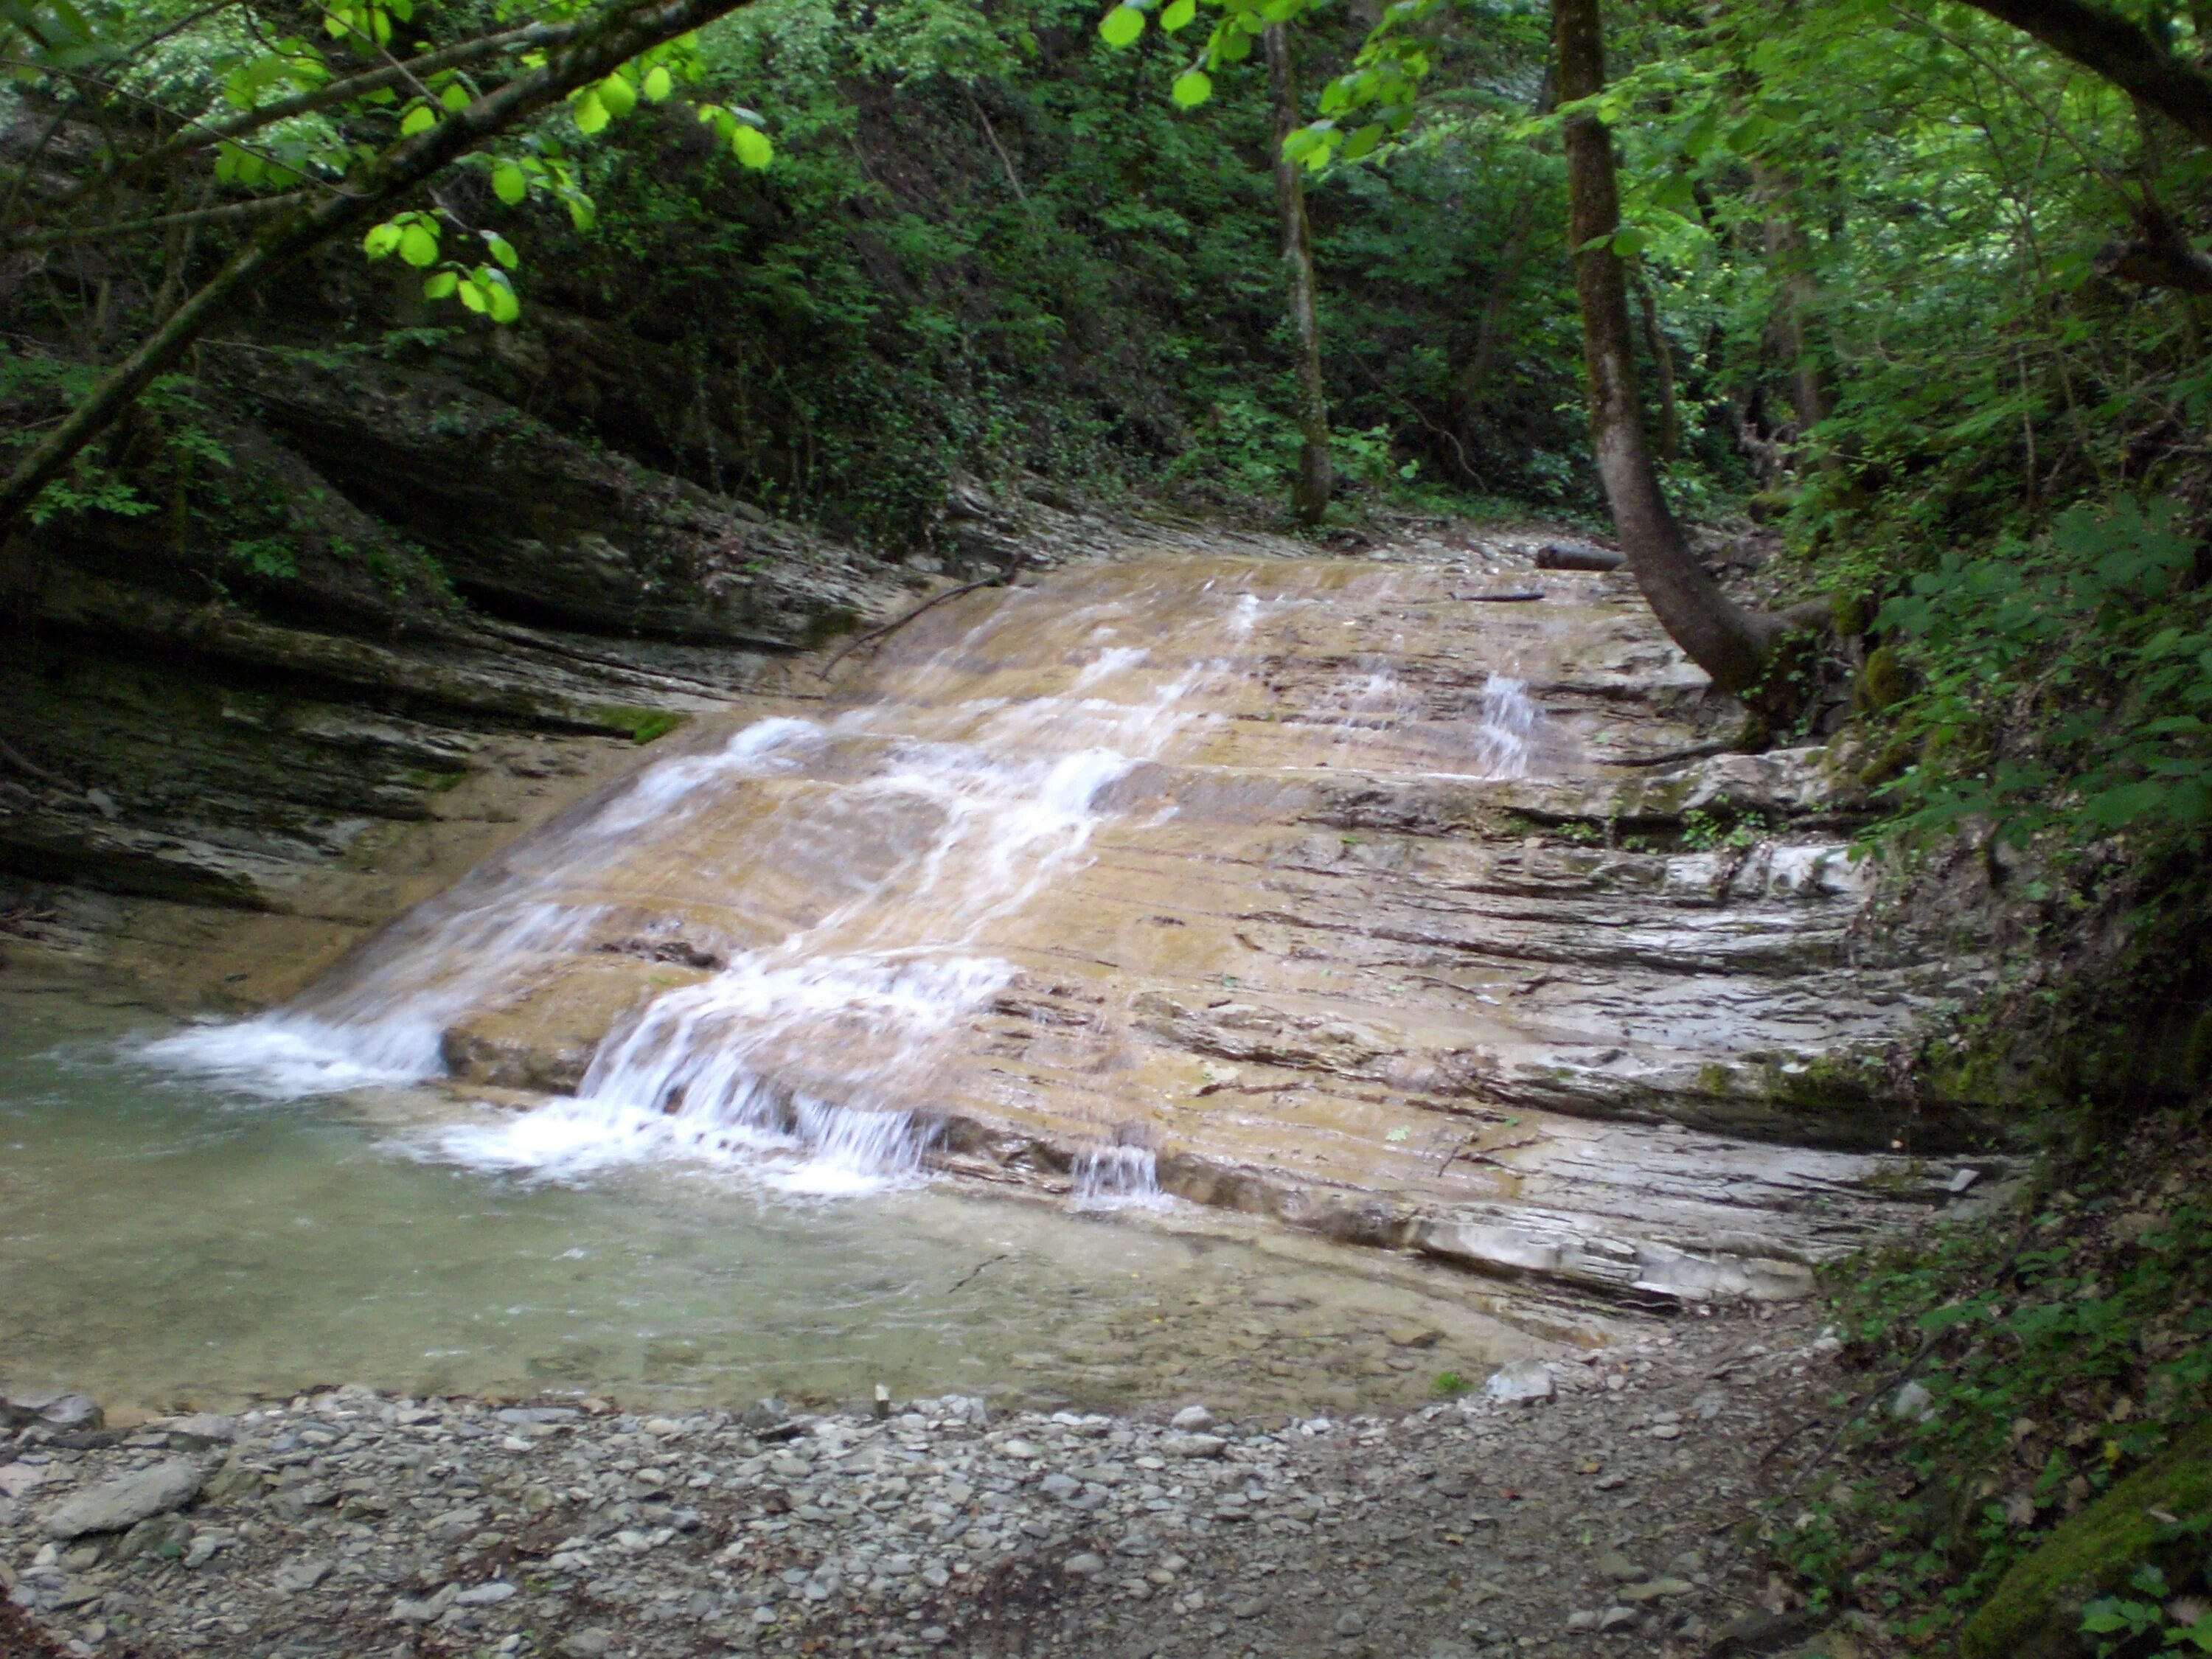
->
left=272, top=542, right=2000, bottom=1307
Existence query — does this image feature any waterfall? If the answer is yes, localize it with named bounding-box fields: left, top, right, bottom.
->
left=1471, top=674, right=1540, bottom=780
left=143, top=556, right=1556, bottom=1202
left=1070, top=1144, right=1164, bottom=1209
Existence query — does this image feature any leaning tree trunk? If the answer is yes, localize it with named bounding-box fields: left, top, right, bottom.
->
left=1554, top=0, right=1788, bottom=693
left=1266, top=24, right=1332, bottom=527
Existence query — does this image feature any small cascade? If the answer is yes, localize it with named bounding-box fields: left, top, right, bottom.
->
left=145, top=553, right=1562, bottom=1203
left=1470, top=673, right=1541, bottom=780
left=1070, top=1144, right=1164, bottom=1209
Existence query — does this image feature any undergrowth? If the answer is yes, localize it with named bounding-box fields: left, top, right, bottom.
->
left=1764, top=1113, right=2212, bottom=1652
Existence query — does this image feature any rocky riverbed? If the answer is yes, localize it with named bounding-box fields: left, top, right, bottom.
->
left=1, top=1304, right=1860, bottom=1659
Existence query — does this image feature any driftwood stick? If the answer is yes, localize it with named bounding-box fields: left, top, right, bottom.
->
left=817, top=553, right=1019, bottom=680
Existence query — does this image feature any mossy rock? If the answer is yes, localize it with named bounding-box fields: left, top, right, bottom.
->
left=1854, top=645, right=1912, bottom=713
left=1959, top=1418, right=2212, bottom=1659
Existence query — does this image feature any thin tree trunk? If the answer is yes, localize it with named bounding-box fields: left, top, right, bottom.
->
left=1635, top=275, right=1680, bottom=462
left=1752, top=162, right=1833, bottom=448
left=1266, top=23, right=1331, bottom=527
left=1555, top=0, right=1785, bottom=694
left=0, top=0, right=759, bottom=533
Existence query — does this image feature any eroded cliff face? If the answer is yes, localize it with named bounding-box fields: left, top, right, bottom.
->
left=111, top=528, right=2011, bottom=1316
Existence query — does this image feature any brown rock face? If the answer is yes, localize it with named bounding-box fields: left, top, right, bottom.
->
left=271, top=541, right=2006, bottom=1303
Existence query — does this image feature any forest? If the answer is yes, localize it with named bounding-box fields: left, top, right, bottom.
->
left=4, top=0, right=2212, bottom=1652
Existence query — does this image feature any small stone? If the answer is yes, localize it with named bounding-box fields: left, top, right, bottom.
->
left=1231, top=1596, right=1266, bottom=1618
left=1040, top=1473, right=1082, bottom=1500
left=1160, top=1434, right=1226, bottom=1459
left=1599, top=1606, right=1641, bottom=1632
left=1386, top=1324, right=1443, bottom=1349
left=1893, top=1381, right=1936, bottom=1422
left=1063, top=1553, right=1107, bottom=1576
left=163, top=1414, right=237, bottom=1447
left=273, top=1557, right=333, bottom=1593
left=1566, top=1611, right=1599, bottom=1632
left=1169, top=1406, right=1215, bottom=1431
left=1619, top=1578, right=1694, bottom=1603
left=1483, top=1361, right=1553, bottom=1405
left=1596, top=1550, right=1642, bottom=1582
left=0, top=1464, right=53, bottom=1500
left=560, top=1630, right=613, bottom=1658
left=114, top=1514, right=192, bottom=1563
left=456, top=1582, right=518, bottom=1606
left=390, top=1585, right=457, bottom=1624
left=1335, top=1610, right=1368, bottom=1636
left=44, top=1458, right=204, bottom=1539
left=1649, top=1422, right=1682, bottom=1440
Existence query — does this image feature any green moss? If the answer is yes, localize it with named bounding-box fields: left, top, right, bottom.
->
left=1961, top=1419, right=2212, bottom=1659
left=802, top=606, right=860, bottom=649
left=402, top=768, right=469, bottom=792
left=587, top=706, right=688, bottom=745
left=1856, top=644, right=1912, bottom=712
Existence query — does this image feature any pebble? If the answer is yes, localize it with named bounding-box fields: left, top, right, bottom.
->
left=0, top=1315, right=1854, bottom=1659
left=41, top=1458, right=204, bottom=1539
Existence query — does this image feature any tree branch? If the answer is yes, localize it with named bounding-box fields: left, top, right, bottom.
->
left=25, top=16, right=594, bottom=232
left=0, top=0, right=753, bottom=533
left=1957, top=0, right=2212, bottom=148
left=10, top=190, right=310, bottom=248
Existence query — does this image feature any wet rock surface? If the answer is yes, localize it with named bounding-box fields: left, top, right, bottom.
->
left=0, top=1307, right=1853, bottom=1659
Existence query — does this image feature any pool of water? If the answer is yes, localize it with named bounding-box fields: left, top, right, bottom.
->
left=0, top=990, right=1545, bottom=1420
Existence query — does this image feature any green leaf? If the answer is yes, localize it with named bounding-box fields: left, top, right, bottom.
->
left=597, top=72, right=636, bottom=118
left=422, top=271, right=458, bottom=299
left=439, top=82, right=468, bottom=111
left=398, top=222, right=439, bottom=266
left=456, top=278, right=487, bottom=313
left=1161, top=0, right=1195, bottom=29
left=1170, top=68, right=1211, bottom=106
left=485, top=277, right=520, bottom=324
left=483, top=232, right=518, bottom=270
left=362, top=223, right=403, bottom=259
left=731, top=123, right=773, bottom=168
left=642, top=64, right=672, bottom=100
left=1099, top=5, right=1144, bottom=46
left=399, top=102, right=435, bottom=136
left=491, top=161, right=527, bottom=206
left=1340, top=122, right=1385, bottom=161
left=572, top=91, right=609, bottom=135
left=1611, top=226, right=1649, bottom=257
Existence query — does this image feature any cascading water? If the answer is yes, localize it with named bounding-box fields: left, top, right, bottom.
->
left=1470, top=673, right=1541, bottom=780
left=145, top=557, right=1559, bottom=1200
left=1069, top=1144, right=1164, bottom=1209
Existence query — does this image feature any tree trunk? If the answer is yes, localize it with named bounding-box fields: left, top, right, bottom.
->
left=0, top=0, right=763, bottom=534
left=1555, top=0, right=1786, bottom=694
left=1266, top=23, right=1332, bottom=527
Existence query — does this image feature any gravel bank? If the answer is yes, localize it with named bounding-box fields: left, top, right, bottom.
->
left=2, top=1306, right=1840, bottom=1659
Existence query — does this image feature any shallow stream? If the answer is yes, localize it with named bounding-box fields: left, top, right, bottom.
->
left=0, top=991, right=1542, bottom=1422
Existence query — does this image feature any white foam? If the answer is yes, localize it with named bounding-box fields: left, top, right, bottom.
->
left=1470, top=675, right=1540, bottom=780
left=1071, top=1144, right=1166, bottom=1210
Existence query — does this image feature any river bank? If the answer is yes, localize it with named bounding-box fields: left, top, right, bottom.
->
left=1, top=1301, right=1846, bottom=1659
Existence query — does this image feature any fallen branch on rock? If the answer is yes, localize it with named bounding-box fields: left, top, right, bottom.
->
left=818, top=553, right=1020, bottom=680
